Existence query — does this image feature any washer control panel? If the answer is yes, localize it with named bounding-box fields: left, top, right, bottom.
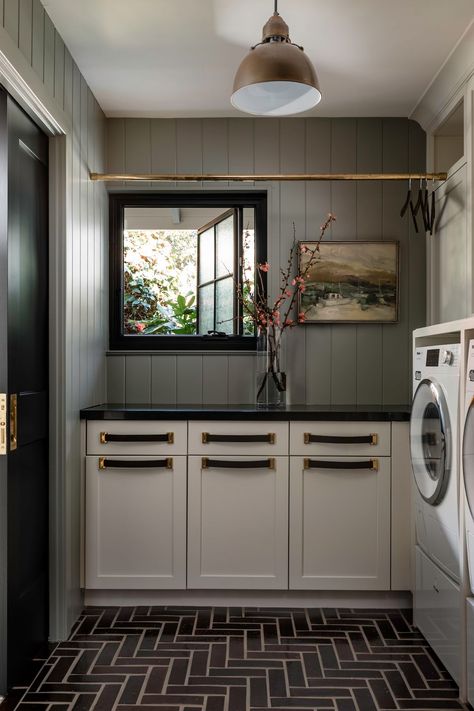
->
left=414, top=344, right=460, bottom=375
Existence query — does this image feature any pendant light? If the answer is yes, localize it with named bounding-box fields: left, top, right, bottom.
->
left=231, top=0, right=321, bottom=116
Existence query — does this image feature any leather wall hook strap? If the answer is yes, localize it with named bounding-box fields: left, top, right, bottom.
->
left=400, top=180, right=412, bottom=218
left=421, top=184, right=431, bottom=232
left=429, top=189, right=436, bottom=235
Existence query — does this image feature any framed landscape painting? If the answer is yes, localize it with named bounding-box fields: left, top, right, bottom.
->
left=298, top=241, right=399, bottom=324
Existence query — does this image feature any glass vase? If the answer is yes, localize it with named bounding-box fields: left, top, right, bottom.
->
left=256, top=326, right=287, bottom=408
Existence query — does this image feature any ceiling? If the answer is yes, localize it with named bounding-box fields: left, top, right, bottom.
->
left=43, top=0, right=474, bottom=118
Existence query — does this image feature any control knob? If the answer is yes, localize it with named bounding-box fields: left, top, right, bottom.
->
left=441, top=349, right=454, bottom=366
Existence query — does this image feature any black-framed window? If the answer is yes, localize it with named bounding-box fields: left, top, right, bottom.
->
left=109, top=192, right=267, bottom=351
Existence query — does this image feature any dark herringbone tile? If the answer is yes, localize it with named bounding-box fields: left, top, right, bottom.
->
left=1, top=607, right=468, bottom=711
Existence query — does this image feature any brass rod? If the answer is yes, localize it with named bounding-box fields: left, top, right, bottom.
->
left=90, top=171, right=447, bottom=183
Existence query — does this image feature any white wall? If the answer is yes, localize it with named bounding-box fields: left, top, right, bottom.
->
left=411, top=22, right=474, bottom=324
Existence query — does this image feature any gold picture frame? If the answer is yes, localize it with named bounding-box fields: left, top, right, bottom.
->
left=298, top=240, right=400, bottom=324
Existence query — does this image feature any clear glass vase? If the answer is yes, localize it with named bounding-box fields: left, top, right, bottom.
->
left=256, top=326, right=287, bottom=408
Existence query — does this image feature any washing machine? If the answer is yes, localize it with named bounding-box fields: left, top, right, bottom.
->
left=461, top=339, right=474, bottom=704
left=411, top=342, right=461, bottom=685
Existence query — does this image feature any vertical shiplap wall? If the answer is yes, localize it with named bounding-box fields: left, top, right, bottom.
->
left=1, top=0, right=108, bottom=638
left=106, top=117, right=426, bottom=407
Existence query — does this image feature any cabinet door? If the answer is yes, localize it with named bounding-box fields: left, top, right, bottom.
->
left=289, top=456, right=390, bottom=590
left=85, top=455, right=186, bottom=589
left=188, top=456, right=288, bottom=589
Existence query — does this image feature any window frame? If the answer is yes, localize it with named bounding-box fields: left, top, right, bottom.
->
left=109, top=191, right=267, bottom=351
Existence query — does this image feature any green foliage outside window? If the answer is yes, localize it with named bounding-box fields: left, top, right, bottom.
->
left=124, top=229, right=198, bottom=334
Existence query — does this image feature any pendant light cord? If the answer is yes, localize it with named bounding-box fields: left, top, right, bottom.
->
left=274, top=0, right=278, bottom=14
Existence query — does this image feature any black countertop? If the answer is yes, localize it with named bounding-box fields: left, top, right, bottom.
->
left=80, top=404, right=411, bottom=421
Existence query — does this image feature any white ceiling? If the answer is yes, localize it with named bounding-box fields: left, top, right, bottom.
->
left=43, top=0, right=474, bottom=118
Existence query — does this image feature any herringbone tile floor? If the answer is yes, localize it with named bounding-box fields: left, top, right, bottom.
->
left=2, top=606, right=469, bottom=711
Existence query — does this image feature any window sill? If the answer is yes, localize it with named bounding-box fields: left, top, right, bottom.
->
left=106, top=350, right=257, bottom=356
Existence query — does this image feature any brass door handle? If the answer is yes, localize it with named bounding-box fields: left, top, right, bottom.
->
left=0, top=394, right=6, bottom=455
left=304, top=433, right=378, bottom=445
left=9, top=394, right=17, bottom=451
left=304, top=458, right=379, bottom=471
left=100, top=432, right=174, bottom=444
left=202, top=432, right=275, bottom=444
left=99, top=457, right=173, bottom=470
left=202, top=457, right=276, bottom=470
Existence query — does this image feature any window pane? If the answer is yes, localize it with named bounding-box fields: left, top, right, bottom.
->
left=199, top=227, right=214, bottom=284
left=242, top=227, right=256, bottom=335
left=216, top=214, right=234, bottom=278
left=198, top=283, right=215, bottom=334
left=123, top=229, right=197, bottom=335
left=216, top=277, right=234, bottom=334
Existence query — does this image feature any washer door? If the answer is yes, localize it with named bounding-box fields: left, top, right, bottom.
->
left=463, top=397, right=474, bottom=520
left=410, top=378, right=451, bottom=505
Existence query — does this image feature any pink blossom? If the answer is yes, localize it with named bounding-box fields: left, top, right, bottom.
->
left=136, top=323, right=145, bottom=333
left=284, top=318, right=294, bottom=327
left=300, top=245, right=308, bottom=253
left=285, top=289, right=292, bottom=297
left=298, top=312, right=306, bottom=323
left=258, top=262, right=270, bottom=273
left=291, top=279, right=296, bottom=286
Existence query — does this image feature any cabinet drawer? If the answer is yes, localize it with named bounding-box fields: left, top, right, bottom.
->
left=290, top=421, right=390, bottom=456
left=414, top=546, right=460, bottom=685
left=188, top=421, right=288, bottom=455
left=87, top=420, right=187, bottom=455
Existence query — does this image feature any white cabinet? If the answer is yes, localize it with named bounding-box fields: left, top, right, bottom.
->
left=289, top=456, right=391, bottom=590
left=85, top=455, right=187, bottom=589
left=414, top=546, right=461, bottom=686
left=468, top=598, right=474, bottom=707
left=187, top=456, right=289, bottom=589
left=84, top=416, right=410, bottom=595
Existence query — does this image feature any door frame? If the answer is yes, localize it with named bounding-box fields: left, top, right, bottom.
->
left=0, top=37, right=70, bottom=694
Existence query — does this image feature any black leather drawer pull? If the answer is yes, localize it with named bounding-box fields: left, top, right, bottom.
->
left=202, top=457, right=275, bottom=470
left=100, top=432, right=174, bottom=444
left=304, top=433, right=377, bottom=445
left=99, top=457, right=173, bottom=470
left=202, top=432, right=275, bottom=444
left=304, top=458, right=378, bottom=471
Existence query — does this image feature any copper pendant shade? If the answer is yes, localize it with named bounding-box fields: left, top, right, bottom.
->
left=231, top=2, right=321, bottom=116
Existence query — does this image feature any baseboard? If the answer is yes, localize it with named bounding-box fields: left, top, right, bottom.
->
left=84, top=589, right=413, bottom=609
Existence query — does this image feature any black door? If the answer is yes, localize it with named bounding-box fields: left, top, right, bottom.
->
left=0, top=90, right=49, bottom=688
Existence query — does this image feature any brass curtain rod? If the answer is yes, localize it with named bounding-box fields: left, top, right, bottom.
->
left=90, top=172, right=447, bottom=183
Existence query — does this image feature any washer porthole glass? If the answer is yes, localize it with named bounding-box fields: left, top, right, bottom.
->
left=410, top=379, right=451, bottom=505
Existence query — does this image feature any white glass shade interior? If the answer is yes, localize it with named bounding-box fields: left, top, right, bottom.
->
left=231, top=80, right=321, bottom=117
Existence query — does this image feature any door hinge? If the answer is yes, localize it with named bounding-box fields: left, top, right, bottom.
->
left=0, top=394, right=6, bottom=455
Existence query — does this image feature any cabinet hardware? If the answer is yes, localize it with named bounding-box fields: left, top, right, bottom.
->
left=9, top=394, right=17, bottom=451
left=202, top=432, right=275, bottom=444
left=304, top=458, right=379, bottom=471
left=0, top=394, right=6, bottom=455
left=99, top=457, right=173, bottom=470
left=100, top=432, right=174, bottom=444
left=202, top=457, right=276, bottom=470
left=304, top=433, right=378, bottom=445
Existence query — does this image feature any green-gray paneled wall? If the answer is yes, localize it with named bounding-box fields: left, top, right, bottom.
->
left=105, top=117, right=426, bottom=407
left=1, top=0, right=108, bottom=640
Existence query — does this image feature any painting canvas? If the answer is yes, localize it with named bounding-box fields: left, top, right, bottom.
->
left=299, top=241, right=399, bottom=323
